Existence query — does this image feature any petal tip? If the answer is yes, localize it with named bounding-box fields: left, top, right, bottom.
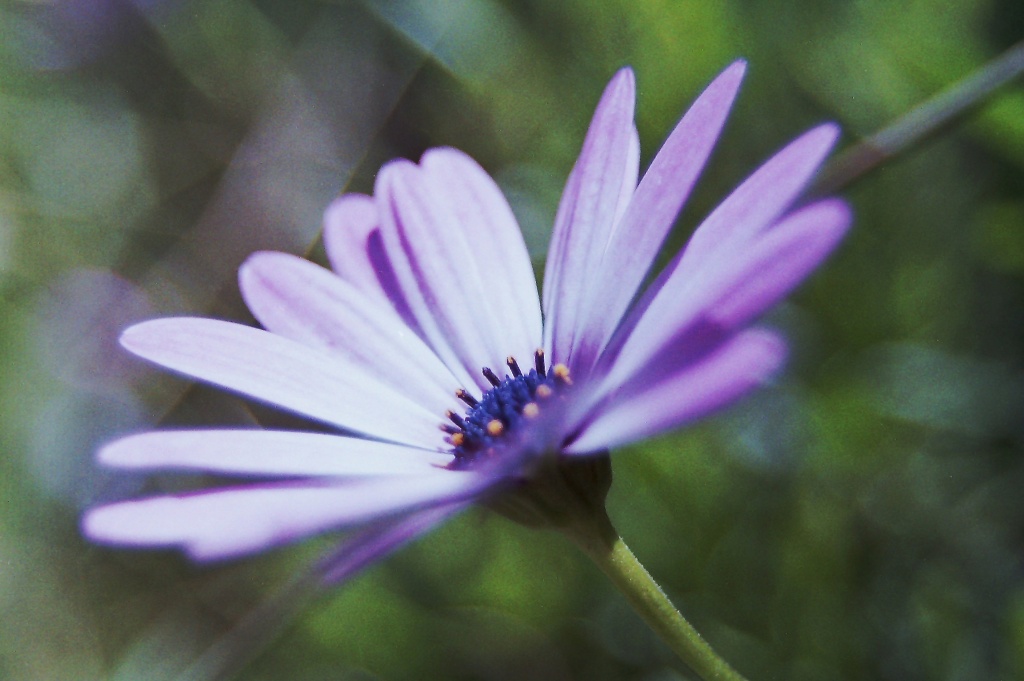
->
left=119, top=317, right=214, bottom=358
left=598, top=66, right=637, bottom=109
left=95, top=435, right=144, bottom=468
left=237, top=250, right=277, bottom=287
left=716, top=59, right=748, bottom=89
left=95, top=440, right=122, bottom=467
left=750, top=328, right=789, bottom=371
left=811, top=122, right=842, bottom=150
left=373, top=157, right=415, bottom=196
left=610, top=65, right=636, bottom=88
left=119, top=320, right=153, bottom=353
left=825, top=197, right=854, bottom=225
left=241, top=249, right=278, bottom=268
left=420, top=145, right=466, bottom=165
left=803, top=197, right=854, bottom=237
left=726, top=59, right=748, bottom=77
left=80, top=508, right=104, bottom=541
left=324, top=193, right=373, bottom=220
left=80, top=505, right=128, bottom=544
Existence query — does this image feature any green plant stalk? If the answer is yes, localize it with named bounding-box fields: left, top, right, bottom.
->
left=562, top=510, right=749, bottom=681
left=812, top=38, right=1024, bottom=195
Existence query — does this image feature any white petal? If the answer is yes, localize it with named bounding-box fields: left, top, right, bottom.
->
left=569, top=61, right=746, bottom=373
left=376, top=160, right=508, bottom=391
left=239, top=251, right=462, bottom=415
left=420, top=148, right=543, bottom=366
left=601, top=199, right=850, bottom=393
left=322, top=194, right=388, bottom=300
left=568, top=328, right=786, bottom=453
left=121, top=318, right=445, bottom=448
left=98, top=430, right=453, bottom=477
left=675, top=124, right=840, bottom=275
left=82, top=472, right=485, bottom=561
left=542, top=68, right=638, bottom=371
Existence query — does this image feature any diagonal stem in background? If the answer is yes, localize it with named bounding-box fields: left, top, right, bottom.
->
left=812, top=39, right=1024, bottom=196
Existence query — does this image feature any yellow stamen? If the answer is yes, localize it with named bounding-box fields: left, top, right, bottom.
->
left=486, top=419, right=504, bottom=436
left=451, top=432, right=465, bottom=447
left=522, top=403, right=539, bottom=418
left=552, top=363, right=572, bottom=385
left=535, top=384, right=553, bottom=399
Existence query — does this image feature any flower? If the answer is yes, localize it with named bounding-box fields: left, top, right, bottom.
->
left=83, top=61, right=851, bottom=577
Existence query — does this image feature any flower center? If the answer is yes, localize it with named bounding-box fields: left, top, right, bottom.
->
left=444, top=350, right=571, bottom=469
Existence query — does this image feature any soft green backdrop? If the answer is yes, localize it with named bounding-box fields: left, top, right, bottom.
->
left=2, top=1, right=1022, bottom=679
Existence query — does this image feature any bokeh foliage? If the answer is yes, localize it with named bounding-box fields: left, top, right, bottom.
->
left=1, top=0, right=1022, bottom=679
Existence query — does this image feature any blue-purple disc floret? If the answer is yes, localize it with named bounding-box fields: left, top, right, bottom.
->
left=448, top=356, right=560, bottom=468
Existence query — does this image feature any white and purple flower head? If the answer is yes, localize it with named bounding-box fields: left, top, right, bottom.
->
left=83, top=61, right=850, bottom=578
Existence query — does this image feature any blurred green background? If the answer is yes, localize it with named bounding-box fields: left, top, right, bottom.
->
left=2, top=0, right=1023, bottom=679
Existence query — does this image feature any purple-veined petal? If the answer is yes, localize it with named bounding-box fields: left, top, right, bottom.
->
left=543, top=68, right=638, bottom=370
left=120, top=318, right=445, bottom=448
left=82, top=472, right=485, bottom=561
left=323, top=194, right=421, bottom=332
left=239, top=251, right=462, bottom=414
left=701, top=199, right=852, bottom=328
left=675, top=123, right=840, bottom=274
left=601, top=199, right=850, bottom=393
left=419, top=148, right=543, bottom=366
left=568, top=61, right=747, bottom=373
left=567, top=328, right=786, bottom=453
left=596, top=125, right=840, bottom=373
left=319, top=500, right=471, bottom=584
left=375, top=159, right=514, bottom=392
left=98, top=430, right=453, bottom=477
left=322, top=194, right=385, bottom=299
left=617, top=128, right=642, bottom=226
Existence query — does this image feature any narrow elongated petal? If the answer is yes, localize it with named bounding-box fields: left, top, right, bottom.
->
left=419, top=148, right=543, bottom=366
left=98, top=430, right=453, bottom=477
left=675, top=124, right=840, bottom=274
left=82, top=472, right=484, bottom=560
left=700, top=199, right=852, bottom=328
left=567, top=328, right=785, bottom=453
left=569, top=61, right=747, bottom=372
left=120, top=318, right=444, bottom=448
left=602, top=199, right=850, bottom=392
left=376, top=159, right=524, bottom=391
left=597, top=125, right=840, bottom=368
left=543, top=68, right=638, bottom=369
left=239, top=251, right=462, bottom=414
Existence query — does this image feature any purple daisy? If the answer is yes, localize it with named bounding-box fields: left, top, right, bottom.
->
left=83, top=61, right=850, bottom=577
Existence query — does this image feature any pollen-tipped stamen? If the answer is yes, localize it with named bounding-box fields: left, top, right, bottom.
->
left=456, top=388, right=479, bottom=407
left=447, top=356, right=567, bottom=469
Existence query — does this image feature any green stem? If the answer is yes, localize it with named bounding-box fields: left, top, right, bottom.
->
left=563, top=511, right=748, bottom=681
left=812, top=38, right=1024, bottom=195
